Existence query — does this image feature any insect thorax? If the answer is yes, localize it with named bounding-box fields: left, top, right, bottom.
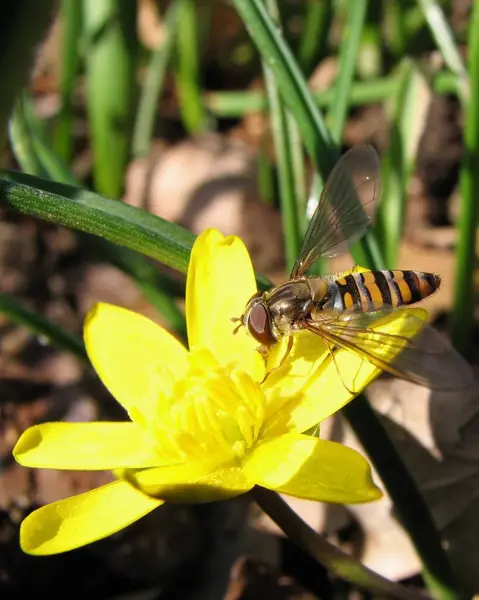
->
left=266, top=278, right=329, bottom=336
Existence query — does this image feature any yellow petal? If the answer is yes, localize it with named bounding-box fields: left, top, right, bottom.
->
left=244, top=433, right=381, bottom=503
left=20, top=480, right=163, bottom=555
left=186, top=228, right=264, bottom=380
left=125, top=460, right=253, bottom=502
left=84, top=303, right=188, bottom=423
left=261, top=330, right=330, bottom=434
left=14, top=422, right=165, bottom=470
left=263, top=308, right=427, bottom=436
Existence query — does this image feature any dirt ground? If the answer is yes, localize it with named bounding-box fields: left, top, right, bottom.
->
left=0, top=4, right=476, bottom=599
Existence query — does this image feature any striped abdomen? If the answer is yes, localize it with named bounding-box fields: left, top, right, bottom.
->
left=331, top=270, right=441, bottom=312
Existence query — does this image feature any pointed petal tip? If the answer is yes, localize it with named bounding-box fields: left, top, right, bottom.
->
left=12, top=426, right=41, bottom=463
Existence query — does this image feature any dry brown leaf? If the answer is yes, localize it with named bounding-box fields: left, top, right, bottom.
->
left=339, top=370, right=479, bottom=592
left=124, top=134, right=285, bottom=274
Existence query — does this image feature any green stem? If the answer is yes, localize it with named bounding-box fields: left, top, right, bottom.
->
left=132, top=0, right=181, bottom=159
left=252, top=487, right=428, bottom=600
left=451, top=1, right=479, bottom=353
left=342, top=397, right=463, bottom=600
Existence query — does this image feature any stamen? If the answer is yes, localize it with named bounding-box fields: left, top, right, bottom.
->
left=150, top=351, right=265, bottom=463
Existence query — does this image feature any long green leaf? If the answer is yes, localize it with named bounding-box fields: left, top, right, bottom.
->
left=417, top=0, right=469, bottom=103
left=376, top=60, right=429, bottom=267
left=205, top=71, right=459, bottom=118
left=174, top=0, right=208, bottom=134
left=262, top=0, right=302, bottom=271
left=297, top=0, right=332, bottom=75
left=0, top=0, right=56, bottom=154
left=9, top=94, right=188, bottom=338
left=0, top=171, right=194, bottom=274
left=52, top=0, right=83, bottom=164
left=231, top=0, right=381, bottom=269
left=83, top=0, right=138, bottom=198
left=0, top=293, right=86, bottom=361
left=451, top=2, right=479, bottom=352
left=0, top=171, right=271, bottom=292
left=133, top=0, right=181, bottom=158
left=328, top=0, right=368, bottom=143
left=232, top=0, right=335, bottom=171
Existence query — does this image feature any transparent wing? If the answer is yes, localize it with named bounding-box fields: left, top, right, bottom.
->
left=291, top=145, right=381, bottom=279
left=305, top=308, right=475, bottom=392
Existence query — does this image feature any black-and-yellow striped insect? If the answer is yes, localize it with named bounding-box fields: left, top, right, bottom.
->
left=234, top=145, right=471, bottom=390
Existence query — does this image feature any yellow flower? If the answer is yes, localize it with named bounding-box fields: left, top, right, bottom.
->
left=13, top=229, right=426, bottom=556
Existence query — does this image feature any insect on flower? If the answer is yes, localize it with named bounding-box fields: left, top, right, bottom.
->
left=234, top=145, right=472, bottom=391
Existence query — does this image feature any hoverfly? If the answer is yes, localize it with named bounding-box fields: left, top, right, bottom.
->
left=234, top=145, right=472, bottom=391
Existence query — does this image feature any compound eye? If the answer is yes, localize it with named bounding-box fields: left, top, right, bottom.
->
left=247, top=303, right=276, bottom=345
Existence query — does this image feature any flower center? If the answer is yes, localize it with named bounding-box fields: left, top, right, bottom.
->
left=150, top=349, right=265, bottom=463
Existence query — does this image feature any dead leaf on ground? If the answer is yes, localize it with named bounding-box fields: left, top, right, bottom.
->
left=339, top=361, right=479, bottom=593
left=124, top=134, right=285, bottom=275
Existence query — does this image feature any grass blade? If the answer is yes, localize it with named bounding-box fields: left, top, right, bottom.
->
left=9, top=98, right=188, bottom=339
left=417, top=0, right=469, bottom=103
left=205, top=70, right=459, bottom=117
left=287, top=111, right=307, bottom=236
left=174, top=0, right=208, bottom=134
left=83, top=0, right=138, bottom=198
left=0, top=169, right=272, bottom=293
left=451, top=2, right=479, bottom=353
left=262, top=0, right=302, bottom=271
left=328, top=0, right=368, bottom=143
left=0, top=293, right=86, bottom=361
left=376, top=60, right=430, bottom=267
left=233, top=2, right=462, bottom=595
left=297, top=0, right=332, bottom=75
left=232, top=0, right=385, bottom=269
left=0, top=0, right=56, bottom=155
left=0, top=171, right=194, bottom=273
left=52, top=0, right=83, bottom=164
left=232, top=0, right=335, bottom=171
left=132, top=0, right=181, bottom=159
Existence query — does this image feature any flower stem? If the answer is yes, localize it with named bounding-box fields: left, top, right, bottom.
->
left=252, top=486, right=428, bottom=600
left=342, top=396, right=463, bottom=600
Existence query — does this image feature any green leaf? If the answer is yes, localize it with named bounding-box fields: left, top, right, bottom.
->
left=262, top=0, right=302, bottom=272
left=174, top=0, right=209, bottom=134
left=417, top=0, right=469, bottom=103
left=0, top=0, right=56, bottom=153
left=133, top=0, right=181, bottom=158
left=231, top=0, right=382, bottom=270
left=0, top=171, right=272, bottom=292
left=0, top=293, right=86, bottom=361
left=328, top=0, right=368, bottom=143
left=0, top=171, right=195, bottom=274
left=52, top=0, right=83, bottom=164
left=451, top=2, right=479, bottom=352
left=83, top=0, right=138, bottom=198
left=10, top=93, right=188, bottom=338
left=376, top=60, right=429, bottom=267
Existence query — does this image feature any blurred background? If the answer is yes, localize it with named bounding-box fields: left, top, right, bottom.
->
left=0, top=0, right=477, bottom=598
